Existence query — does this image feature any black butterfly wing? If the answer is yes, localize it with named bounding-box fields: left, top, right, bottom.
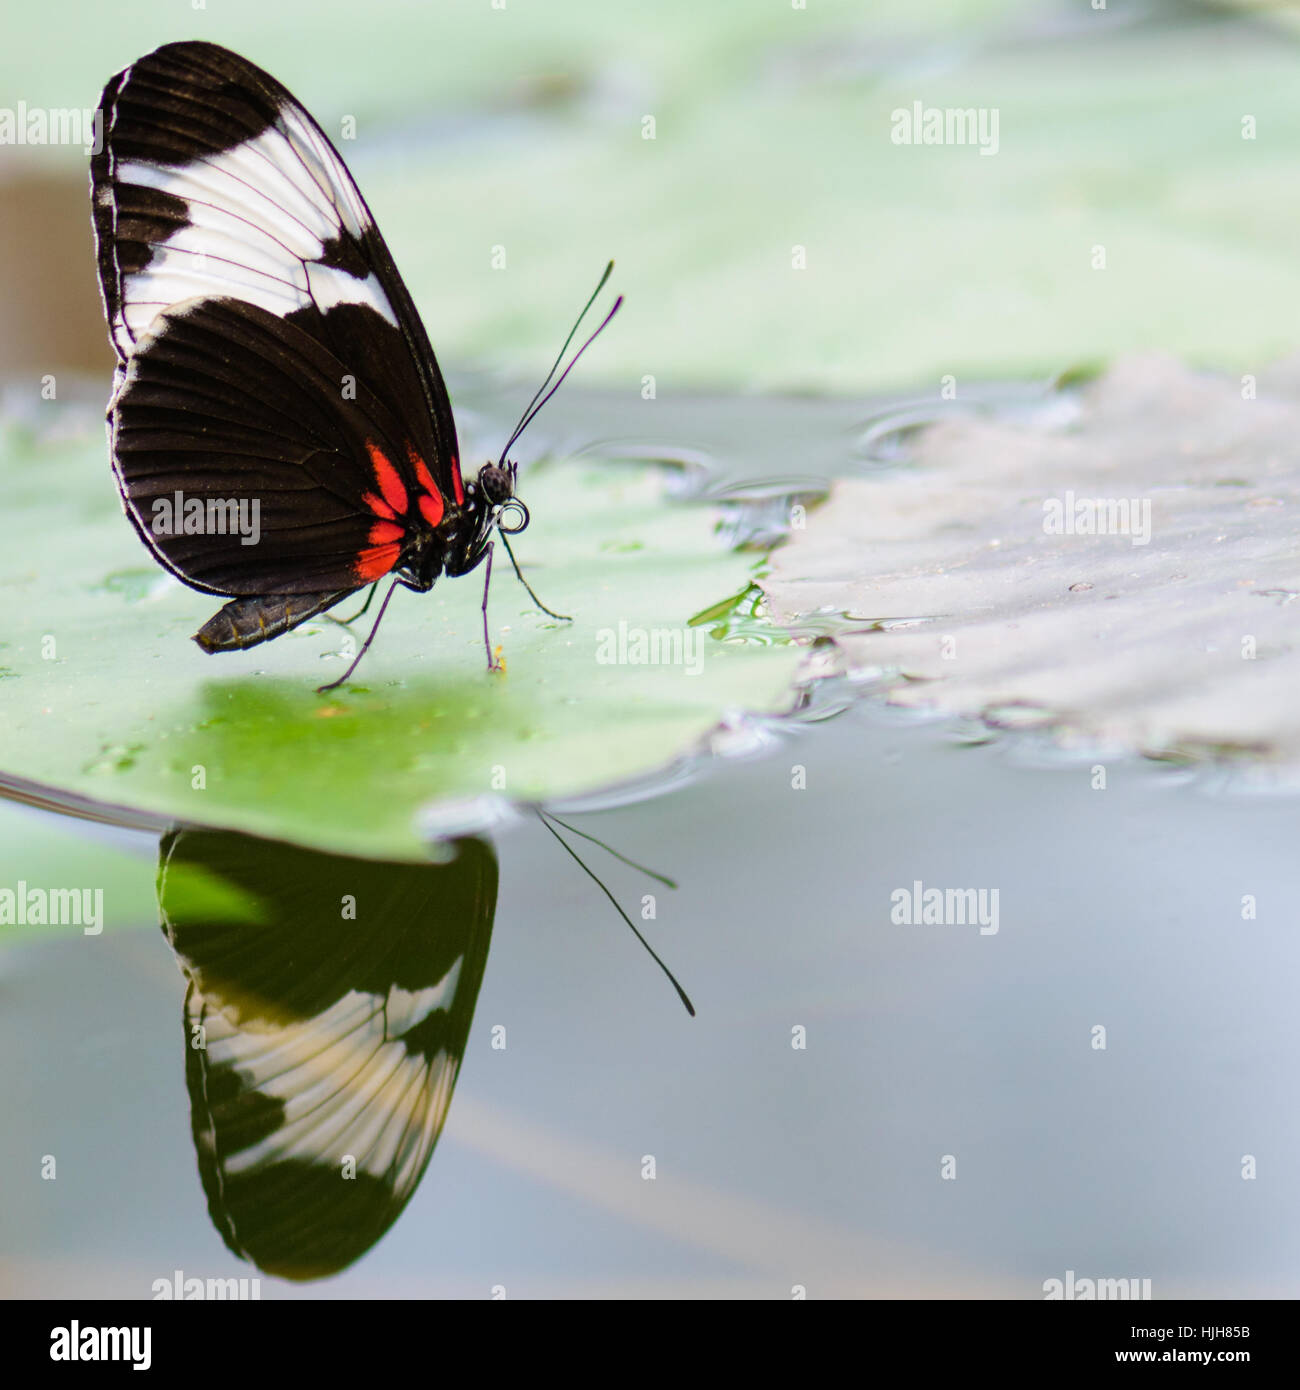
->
left=113, top=295, right=427, bottom=596
left=159, top=829, right=497, bottom=1281
left=92, top=40, right=465, bottom=600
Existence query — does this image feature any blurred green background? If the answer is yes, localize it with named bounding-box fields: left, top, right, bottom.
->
left=4, top=0, right=1300, bottom=391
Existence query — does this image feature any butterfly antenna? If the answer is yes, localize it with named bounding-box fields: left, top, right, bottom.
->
left=504, top=296, right=623, bottom=456
left=542, top=809, right=678, bottom=889
left=502, top=260, right=613, bottom=449
left=537, top=809, right=695, bottom=1016
left=498, top=261, right=620, bottom=466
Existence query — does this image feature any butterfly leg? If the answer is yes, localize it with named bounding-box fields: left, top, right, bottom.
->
left=480, top=541, right=503, bottom=673
left=316, top=578, right=403, bottom=693
left=328, top=582, right=379, bottom=628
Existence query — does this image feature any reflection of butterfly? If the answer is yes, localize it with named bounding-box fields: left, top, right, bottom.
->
left=159, top=828, right=496, bottom=1280
left=92, top=41, right=617, bottom=689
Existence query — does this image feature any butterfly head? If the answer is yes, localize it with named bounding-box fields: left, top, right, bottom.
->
left=477, top=460, right=529, bottom=535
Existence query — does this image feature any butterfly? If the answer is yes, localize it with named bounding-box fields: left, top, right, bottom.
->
left=91, top=40, right=619, bottom=691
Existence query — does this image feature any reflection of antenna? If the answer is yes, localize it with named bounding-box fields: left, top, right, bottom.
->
left=543, top=810, right=678, bottom=889
left=538, top=808, right=695, bottom=1017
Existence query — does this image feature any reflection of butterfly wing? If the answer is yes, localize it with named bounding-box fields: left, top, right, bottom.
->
left=159, top=828, right=497, bottom=1281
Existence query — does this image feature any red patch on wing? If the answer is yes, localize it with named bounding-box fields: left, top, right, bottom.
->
left=354, top=518, right=404, bottom=581
left=366, top=440, right=408, bottom=514
left=361, top=491, right=397, bottom=521
left=450, top=456, right=465, bottom=507
left=355, top=542, right=401, bottom=582
left=407, top=446, right=445, bottom=528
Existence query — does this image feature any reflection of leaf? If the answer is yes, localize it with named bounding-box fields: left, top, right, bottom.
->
left=160, top=829, right=496, bottom=1281
left=762, top=356, right=1300, bottom=766
left=688, top=586, right=753, bottom=628
left=0, top=428, right=799, bottom=859
left=155, top=860, right=268, bottom=927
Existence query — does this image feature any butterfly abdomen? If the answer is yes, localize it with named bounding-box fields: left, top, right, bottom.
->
left=194, top=592, right=355, bottom=652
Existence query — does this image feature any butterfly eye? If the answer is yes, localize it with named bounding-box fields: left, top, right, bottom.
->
left=477, top=463, right=513, bottom=505
left=498, top=499, right=530, bottom=535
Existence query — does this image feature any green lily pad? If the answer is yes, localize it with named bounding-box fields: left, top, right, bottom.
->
left=0, top=420, right=800, bottom=861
